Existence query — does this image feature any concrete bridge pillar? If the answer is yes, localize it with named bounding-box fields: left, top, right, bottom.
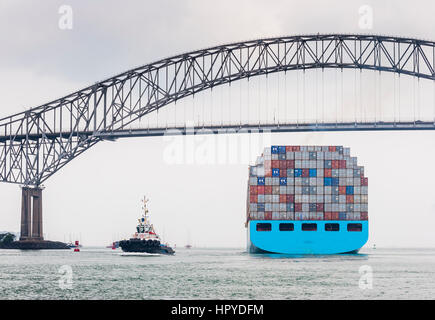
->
left=19, top=187, right=43, bottom=241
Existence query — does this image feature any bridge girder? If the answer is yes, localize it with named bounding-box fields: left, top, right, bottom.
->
left=0, top=34, right=434, bottom=186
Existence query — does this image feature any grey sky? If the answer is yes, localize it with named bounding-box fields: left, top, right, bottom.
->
left=0, top=0, right=435, bottom=247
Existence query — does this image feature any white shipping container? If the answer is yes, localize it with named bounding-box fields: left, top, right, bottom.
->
left=272, top=195, right=279, bottom=203
left=286, top=152, right=295, bottom=160
left=257, top=166, right=265, bottom=176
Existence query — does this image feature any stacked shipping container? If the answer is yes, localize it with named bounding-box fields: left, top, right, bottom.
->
left=247, top=146, right=368, bottom=222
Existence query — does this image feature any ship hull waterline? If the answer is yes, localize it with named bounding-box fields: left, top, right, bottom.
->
left=247, top=220, right=368, bottom=255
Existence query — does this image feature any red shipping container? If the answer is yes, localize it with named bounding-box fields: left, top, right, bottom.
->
left=264, top=186, right=272, bottom=194
left=265, top=168, right=272, bottom=177
left=363, top=178, right=368, bottom=186
left=329, top=146, right=336, bottom=152
left=286, top=194, right=294, bottom=203
left=280, top=194, right=287, bottom=203
left=250, top=195, right=257, bottom=203
left=271, top=160, right=279, bottom=168
left=324, top=212, right=332, bottom=220
left=302, top=169, right=309, bottom=177
left=257, top=186, right=265, bottom=194
left=339, top=186, right=346, bottom=195
left=346, top=195, right=354, bottom=203
left=332, top=160, right=339, bottom=169
left=339, top=160, right=346, bottom=169
left=279, top=160, right=286, bottom=169
left=292, top=146, right=300, bottom=151
left=264, top=160, right=271, bottom=169
left=250, top=186, right=257, bottom=195
left=361, top=212, right=368, bottom=220
left=294, top=203, right=302, bottom=211
left=331, top=212, right=339, bottom=220
left=280, top=170, right=286, bottom=177
left=265, top=212, right=272, bottom=220
left=286, top=160, right=294, bottom=168
left=316, top=203, right=324, bottom=212
left=324, top=169, right=332, bottom=177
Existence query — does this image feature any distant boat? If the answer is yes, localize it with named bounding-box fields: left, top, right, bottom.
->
left=373, top=244, right=376, bottom=249
left=106, top=241, right=119, bottom=249
left=67, top=241, right=82, bottom=249
left=185, top=244, right=192, bottom=249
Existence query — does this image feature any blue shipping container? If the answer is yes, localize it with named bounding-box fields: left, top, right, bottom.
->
left=278, top=146, right=286, bottom=154
left=324, top=177, right=332, bottom=186
left=272, top=168, right=280, bottom=177
left=346, top=186, right=354, bottom=195
left=294, top=169, right=302, bottom=177
left=309, top=169, right=317, bottom=177
left=280, top=177, right=287, bottom=185
left=257, top=177, right=265, bottom=185
left=271, top=146, right=279, bottom=154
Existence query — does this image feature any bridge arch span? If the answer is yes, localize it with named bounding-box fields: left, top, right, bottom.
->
left=0, top=34, right=434, bottom=185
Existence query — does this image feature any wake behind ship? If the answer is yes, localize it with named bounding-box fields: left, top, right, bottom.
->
left=119, top=197, right=174, bottom=255
left=246, top=145, right=368, bottom=255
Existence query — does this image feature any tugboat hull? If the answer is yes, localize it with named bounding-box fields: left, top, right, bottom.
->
left=119, top=239, right=174, bottom=255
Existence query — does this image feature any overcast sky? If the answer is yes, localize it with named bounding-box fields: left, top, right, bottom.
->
left=0, top=0, right=435, bottom=247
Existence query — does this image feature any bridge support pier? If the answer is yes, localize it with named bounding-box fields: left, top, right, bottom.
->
left=19, top=187, right=43, bottom=241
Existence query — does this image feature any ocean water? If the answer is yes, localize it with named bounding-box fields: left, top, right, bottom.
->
left=0, top=247, right=434, bottom=300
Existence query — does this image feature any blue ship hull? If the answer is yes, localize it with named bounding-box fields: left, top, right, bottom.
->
left=247, top=220, right=368, bottom=255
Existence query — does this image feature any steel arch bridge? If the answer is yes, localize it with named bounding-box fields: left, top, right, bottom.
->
left=1, top=34, right=435, bottom=187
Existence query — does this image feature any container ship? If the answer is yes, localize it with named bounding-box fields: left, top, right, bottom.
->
left=246, top=145, right=368, bottom=255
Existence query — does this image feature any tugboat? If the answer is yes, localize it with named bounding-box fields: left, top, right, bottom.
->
left=119, top=196, right=175, bottom=255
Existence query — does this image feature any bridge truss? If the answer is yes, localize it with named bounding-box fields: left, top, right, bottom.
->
left=0, top=34, right=434, bottom=186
